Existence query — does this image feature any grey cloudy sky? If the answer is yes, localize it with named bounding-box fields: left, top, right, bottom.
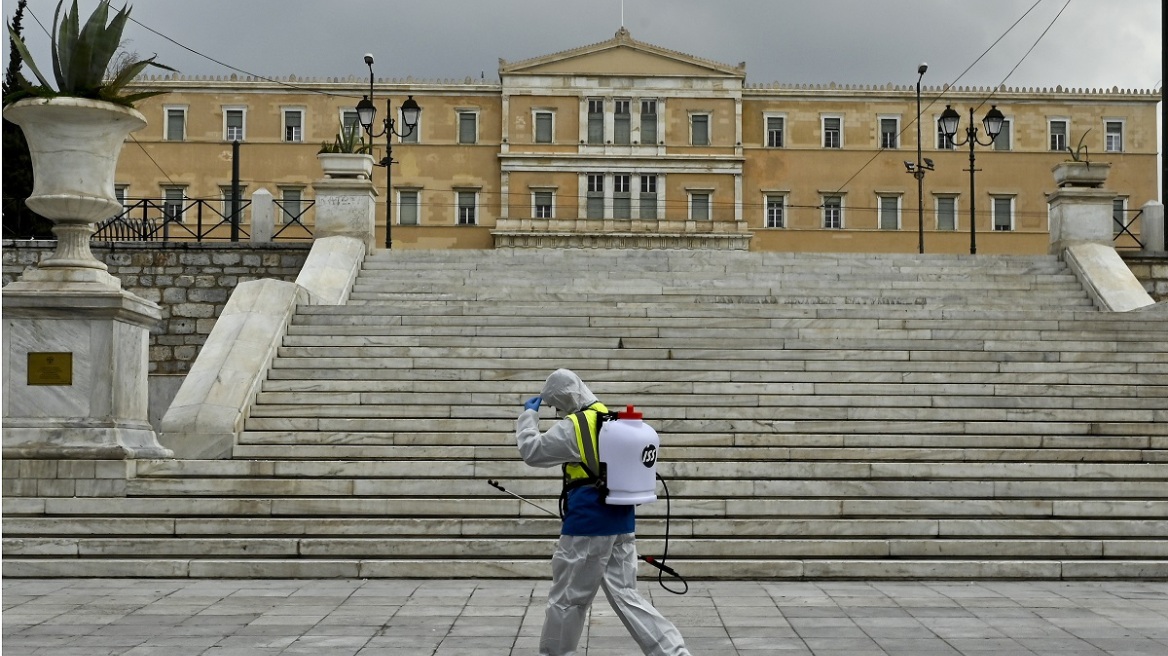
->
left=4, top=0, right=1162, bottom=91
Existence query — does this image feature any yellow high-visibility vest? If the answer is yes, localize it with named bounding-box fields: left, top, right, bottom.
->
left=563, top=401, right=608, bottom=485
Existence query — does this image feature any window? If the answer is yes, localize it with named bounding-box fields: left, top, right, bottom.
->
left=1112, top=197, right=1127, bottom=235
left=690, top=191, right=711, bottom=220
left=823, top=117, right=842, bottom=148
left=400, top=108, right=420, bottom=144
left=1049, top=120, right=1068, bottom=152
left=880, top=118, right=898, bottom=149
left=224, top=108, right=245, bottom=141
left=614, top=99, right=631, bottom=145
left=879, top=195, right=899, bottom=230
left=114, top=185, right=129, bottom=214
left=456, top=190, right=477, bottom=225
left=587, top=98, right=604, bottom=144
left=766, top=116, right=785, bottom=148
left=283, top=109, right=303, bottom=142
left=612, top=174, right=631, bottom=219
left=458, top=111, right=477, bottom=144
left=992, top=196, right=1013, bottom=231
left=163, top=187, right=186, bottom=223
left=164, top=107, right=185, bottom=141
left=986, top=118, right=1009, bottom=151
left=221, top=185, right=247, bottom=222
left=533, top=190, right=554, bottom=219
left=399, top=190, right=420, bottom=225
left=640, top=174, right=658, bottom=219
left=586, top=174, right=604, bottom=218
left=279, top=188, right=303, bottom=225
left=1105, top=120, right=1123, bottom=152
left=822, top=195, right=843, bottom=229
left=691, top=114, right=710, bottom=146
left=936, top=195, right=957, bottom=231
left=342, top=110, right=362, bottom=139
left=534, top=111, right=553, bottom=144
left=937, top=118, right=955, bottom=150
left=765, top=194, right=786, bottom=228
left=641, top=99, right=658, bottom=144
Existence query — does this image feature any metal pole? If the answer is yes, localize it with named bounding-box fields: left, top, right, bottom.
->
left=231, top=139, right=240, bottom=242
left=916, top=72, right=925, bottom=254
left=385, top=100, right=393, bottom=250
left=967, top=108, right=977, bottom=255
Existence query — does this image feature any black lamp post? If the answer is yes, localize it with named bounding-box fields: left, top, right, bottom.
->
left=939, top=104, right=1005, bottom=255
left=356, top=53, right=420, bottom=250
left=904, top=63, right=933, bottom=254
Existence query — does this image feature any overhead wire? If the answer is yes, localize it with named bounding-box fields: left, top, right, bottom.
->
left=826, top=0, right=1057, bottom=197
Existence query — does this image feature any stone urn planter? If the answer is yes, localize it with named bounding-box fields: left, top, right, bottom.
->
left=3, top=97, right=146, bottom=272
left=318, top=152, right=376, bottom=180
left=1052, top=161, right=1110, bottom=188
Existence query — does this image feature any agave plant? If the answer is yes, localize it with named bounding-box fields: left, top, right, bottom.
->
left=5, top=0, right=173, bottom=106
left=319, top=118, right=372, bottom=154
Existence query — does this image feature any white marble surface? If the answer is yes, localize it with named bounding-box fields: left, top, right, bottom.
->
left=160, top=278, right=307, bottom=459
left=311, top=178, right=377, bottom=251
left=2, top=286, right=168, bottom=458
left=1064, top=242, right=1155, bottom=312
left=294, top=235, right=366, bottom=304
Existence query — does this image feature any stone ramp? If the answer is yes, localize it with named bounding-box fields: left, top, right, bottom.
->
left=3, top=249, right=1167, bottom=579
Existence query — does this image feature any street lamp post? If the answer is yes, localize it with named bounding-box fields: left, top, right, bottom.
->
left=939, top=104, right=1005, bottom=255
left=905, top=63, right=931, bottom=254
left=356, top=53, right=420, bottom=250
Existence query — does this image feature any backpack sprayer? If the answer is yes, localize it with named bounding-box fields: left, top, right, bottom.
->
left=488, top=404, right=687, bottom=594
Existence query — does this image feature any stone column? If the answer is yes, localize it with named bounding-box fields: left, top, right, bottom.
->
left=250, top=188, right=275, bottom=244
left=1141, top=201, right=1165, bottom=254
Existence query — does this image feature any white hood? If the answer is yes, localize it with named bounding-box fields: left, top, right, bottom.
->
left=540, top=368, right=597, bottom=415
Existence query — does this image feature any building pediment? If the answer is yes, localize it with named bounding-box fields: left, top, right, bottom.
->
left=500, top=27, right=745, bottom=79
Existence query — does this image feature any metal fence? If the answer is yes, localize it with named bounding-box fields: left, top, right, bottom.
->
left=91, top=198, right=315, bottom=242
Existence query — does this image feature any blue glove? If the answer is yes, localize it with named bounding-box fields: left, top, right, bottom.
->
left=524, top=396, right=542, bottom=412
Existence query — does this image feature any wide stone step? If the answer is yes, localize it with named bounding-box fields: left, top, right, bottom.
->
left=11, top=495, right=1168, bottom=519
left=8, top=516, right=1166, bottom=539
left=2, top=557, right=1164, bottom=580
left=10, top=536, right=1165, bottom=560
left=120, top=476, right=1168, bottom=499
left=230, top=443, right=1165, bottom=463
left=123, top=459, right=1168, bottom=481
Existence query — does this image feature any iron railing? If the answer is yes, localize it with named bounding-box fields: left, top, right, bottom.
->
left=89, top=198, right=315, bottom=242
left=1113, top=208, right=1144, bottom=250
left=272, top=199, right=314, bottom=240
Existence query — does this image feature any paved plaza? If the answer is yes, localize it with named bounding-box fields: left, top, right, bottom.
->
left=3, top=578, right=1167, bottom=655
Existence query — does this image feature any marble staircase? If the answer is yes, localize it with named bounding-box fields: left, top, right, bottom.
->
left=4, top=250, right=1166, bottom=579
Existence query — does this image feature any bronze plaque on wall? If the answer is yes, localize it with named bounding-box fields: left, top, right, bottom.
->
left=27, top=352, right=73, bottom=386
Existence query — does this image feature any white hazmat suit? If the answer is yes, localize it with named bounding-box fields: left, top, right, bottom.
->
left=516, top=368, right=690, bottom=656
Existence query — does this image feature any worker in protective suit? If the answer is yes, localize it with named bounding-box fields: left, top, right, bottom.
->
left=516, top=368, right=690, bottom=656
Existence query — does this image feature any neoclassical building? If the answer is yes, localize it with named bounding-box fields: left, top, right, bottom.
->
left=116, top=28, right=1160, bottom=253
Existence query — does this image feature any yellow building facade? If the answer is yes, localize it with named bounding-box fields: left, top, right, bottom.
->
left=117, top=29, right=1160, bottom=253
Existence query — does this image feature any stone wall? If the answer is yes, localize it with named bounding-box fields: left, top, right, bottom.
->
left=2, top=241, right=310, bottom=374
left=1122, top=253, right=1168, bottom=303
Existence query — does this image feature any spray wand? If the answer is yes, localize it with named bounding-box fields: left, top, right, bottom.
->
left=485, top=478, right=687, bottom=594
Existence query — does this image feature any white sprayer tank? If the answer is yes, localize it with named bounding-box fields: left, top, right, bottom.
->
left=599, top=405, right=659, bottom=505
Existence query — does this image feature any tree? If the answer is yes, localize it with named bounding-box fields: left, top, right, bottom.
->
left=3, top=0, right=54, bottom=239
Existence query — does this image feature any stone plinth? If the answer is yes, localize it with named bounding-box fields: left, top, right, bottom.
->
left=312, top=179, right=377, bottom=252
left=2, top=286, right=171, bottom=459
left=1048, top=186, right=1117, bottom=255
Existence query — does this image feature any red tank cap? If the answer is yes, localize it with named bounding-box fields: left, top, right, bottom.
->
left=618, top=404, right=643, bottom=419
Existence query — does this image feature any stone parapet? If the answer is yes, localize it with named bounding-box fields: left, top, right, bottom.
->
left=3, top=241, right=310, bottom=374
